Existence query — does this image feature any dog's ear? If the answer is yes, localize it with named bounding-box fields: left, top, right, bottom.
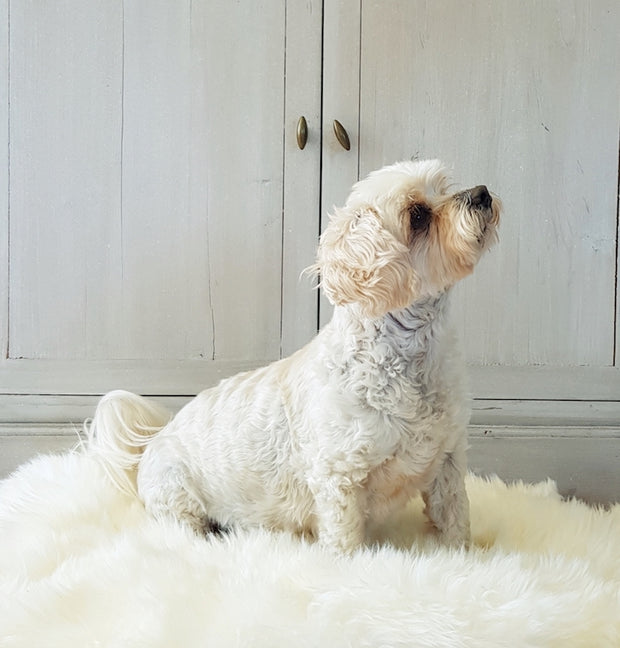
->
left=314, top=206, right=419, bottom=317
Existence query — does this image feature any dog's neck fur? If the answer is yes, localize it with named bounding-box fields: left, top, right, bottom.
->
left=383, top=292, right=449, bottom=352
left=331, top=291, right=449, bottom=352
left=323, top=292, right=452, bottom=415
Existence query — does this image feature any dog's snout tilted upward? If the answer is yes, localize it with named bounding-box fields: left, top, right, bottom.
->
left=88, top=159, right=501, bottom=555
left=469, top=184, right=492, bottom=210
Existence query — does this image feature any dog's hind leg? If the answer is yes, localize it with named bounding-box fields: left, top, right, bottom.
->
left=138, top=449, right=220, bottom=537
left=422, top=445, right=470, bottom=548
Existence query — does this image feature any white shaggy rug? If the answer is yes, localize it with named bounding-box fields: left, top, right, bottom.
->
left=1, top=452, right=619, bottom=647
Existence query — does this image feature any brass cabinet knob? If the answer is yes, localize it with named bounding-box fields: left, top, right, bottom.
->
left=296, top=116, right=308, bottom=150
left=333, top=119, right=351, bottom=151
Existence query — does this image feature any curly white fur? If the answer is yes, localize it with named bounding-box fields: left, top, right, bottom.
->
left=87, top=159, right=501, bottom=553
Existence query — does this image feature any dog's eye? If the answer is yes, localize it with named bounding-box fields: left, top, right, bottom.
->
left=409, top=204, right=432, bottom=232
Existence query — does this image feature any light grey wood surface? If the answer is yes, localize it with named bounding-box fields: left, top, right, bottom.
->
left=357, top=0, right=619, bottom=375
left=119, top=0, right=214, bottom=361
left=281, top=0, right=323, bottom=356
left=321, top=0, right=362, bottom=219
left=8, top=1, right=123, bottom=360
left=318, top=0, right=363, bottom=328
left=3, top=393, right=619, bottom=429
left=0, top=0, right=6, bottom=339
left=1, top=1, right=619, bottom=502
left=0, top=432, right=79, bottom=481
left=2, top=427, right=617, bottom=505
left=4, top=1, right=619, bottom=390
left=1, top=0, right=305, bottom=393
left=468, top=428, right=620, bottom=505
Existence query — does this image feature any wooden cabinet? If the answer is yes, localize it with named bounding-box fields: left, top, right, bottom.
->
left=1, top=0, right=320, bottom=401
left=323, top=0, right=620, bottom=395
left=1, top=1, right=619, bottom=499
left=321, top=1, right=620, bottom=501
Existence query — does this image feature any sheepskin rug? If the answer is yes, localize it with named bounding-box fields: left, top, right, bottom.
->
left=1, top=452, right=619, bottom=647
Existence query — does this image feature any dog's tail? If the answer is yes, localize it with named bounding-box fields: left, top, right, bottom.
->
left=85, top=390, right=171, bottom=496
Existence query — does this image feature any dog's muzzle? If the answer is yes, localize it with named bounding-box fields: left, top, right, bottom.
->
left=455, top=184, right=498, bottom=245
left=468, top=185, right=492, bottom=211
left=457, top=185, right=496, bottom=224
left=458, top=184, right=491, bottom=210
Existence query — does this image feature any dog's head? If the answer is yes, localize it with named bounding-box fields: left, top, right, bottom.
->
left=314, top=159, right=501, bottom=318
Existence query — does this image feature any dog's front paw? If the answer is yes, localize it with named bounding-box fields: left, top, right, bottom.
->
left=435, top=523, right=471, bottom=550
left=319, top=528, right=364, bottom=556
left=314, top=486, right=366, bottom=555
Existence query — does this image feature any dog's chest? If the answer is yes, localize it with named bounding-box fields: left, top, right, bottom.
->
left=365, top=451, right=439, bottom=519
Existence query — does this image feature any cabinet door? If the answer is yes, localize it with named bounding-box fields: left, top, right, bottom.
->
left=0, top=0, right=321, bottom=404
left=325, top=0, right=620, bottom=401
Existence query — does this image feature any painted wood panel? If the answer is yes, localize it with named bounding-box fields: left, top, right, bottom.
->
left=616, top=182, right=620, bottom=368
left=0, top=0, right=7, bottom=359
left=3, top=393, right=619, bottom=430
left=358, top=0, right=620, bottom=369
left=2, top=427, right=618, bottom=504
left=470, top=365, right=620, bottom=401
left=172, top=0, right=286, bottom=362
left=0, top=0, right=617, bottom=461
left=468, top=429, right=620, bottom=504
left=281, top=0, right=323, bottom=356
left=119, top=0, right=213, bottom=361
left=2, top=0, right=310, bottom=395
left=321, top=0, right=362, bottom=216
left=0, top=431, right=77, bottom=480
left=8, top=0, right=123, bottom=360
left=319, top=0, right=363, bottom=327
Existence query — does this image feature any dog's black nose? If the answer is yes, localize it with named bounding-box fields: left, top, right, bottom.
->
left=470, top=185, right=492, bottom=210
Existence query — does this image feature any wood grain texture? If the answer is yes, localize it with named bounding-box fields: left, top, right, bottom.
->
left=468, top=428, right=620, bottom=504
left=319, top=0, right=363, bottom=328
left=359, top=0, right=620, bottom=368
left=2, top=393, right=618, bottom=429
left=616, top=153, right=620, bottom=368
left=197, top=1, right=287, bottom=362
left=0, top=395, right=190, bottom=424
left=119, top=0, right=212, bottom=360
left=8, top=0, right=123, bottom=360
left=0, top=357, right=270, bottom=396
left=2, top=0, right=295, bottom=395
left=471, top=399, right=620, bottom=428
left=470, top=364, right=620, bottom=401
left=116, top=0, right=286, bottom=361
left=321, top=0, right=361, bottom=212
left=1, top=0, right=618, bottom=450
left=281, top=0, right=322, bottom=356
left=0, top=0, right=7, bottom=359
left=0, top=430, right=78, bottom=480
left=2, top=427, right=618, bottom=504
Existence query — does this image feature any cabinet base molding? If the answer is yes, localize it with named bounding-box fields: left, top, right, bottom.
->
left=468, top=426, right=620, bottom=504
left=1, top=420, right=618, bottom=505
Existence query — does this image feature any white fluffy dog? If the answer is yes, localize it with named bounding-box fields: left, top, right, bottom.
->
left=88, top=159, right=500, bottom=554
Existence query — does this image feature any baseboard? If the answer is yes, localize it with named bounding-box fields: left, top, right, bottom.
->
left=1, top=421, right=618, bottom=504
left=0, top=425, right=79, bottom=480
left=468, top=426, right=620, bottom=504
